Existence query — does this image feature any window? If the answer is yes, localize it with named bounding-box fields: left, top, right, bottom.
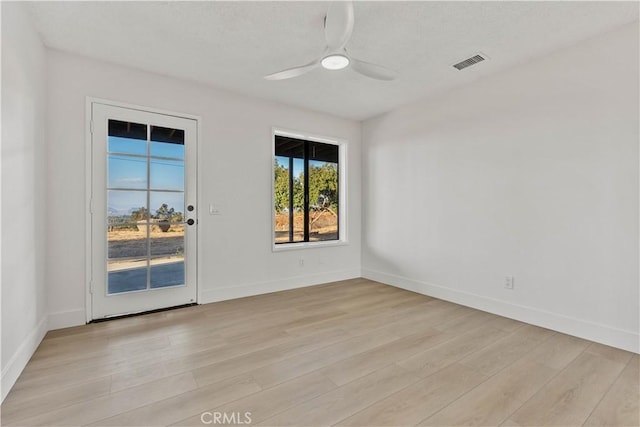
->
left=274, top=134, right=341, bottom=245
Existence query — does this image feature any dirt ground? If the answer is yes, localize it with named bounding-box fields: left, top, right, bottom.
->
left=274, top=212, right=338, bottom=243
left=108, top=225, right=184, bottom=259
left=108, top=213, right=338, bottom=253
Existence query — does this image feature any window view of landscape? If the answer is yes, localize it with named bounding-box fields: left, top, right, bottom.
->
left=274, top=137, right=339, bottom=244
left=107, top=120, right=187, bottom=294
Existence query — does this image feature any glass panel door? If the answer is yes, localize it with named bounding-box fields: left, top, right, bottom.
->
left=107, top=121, right=186, bottom=294
left=91, top=103, right=197, bottom=319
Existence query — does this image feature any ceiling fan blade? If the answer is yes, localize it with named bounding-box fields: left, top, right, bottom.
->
left=264, top=60, right=320, bottom=80
left=350, top=57, right=398, bottom=81
left=325, top=1, right=354, bottom=51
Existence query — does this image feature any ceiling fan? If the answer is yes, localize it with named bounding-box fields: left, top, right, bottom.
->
left=264, top=1, right=397, bottom=81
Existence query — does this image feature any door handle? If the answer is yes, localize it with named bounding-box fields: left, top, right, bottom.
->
left=186, top=219, right=195, bottom=226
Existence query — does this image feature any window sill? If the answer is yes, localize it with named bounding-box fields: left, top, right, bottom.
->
left=272, top=240, right=348, bottom=252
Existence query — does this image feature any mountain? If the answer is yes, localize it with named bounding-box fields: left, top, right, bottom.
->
left=107, top=206, right=131, bottom=217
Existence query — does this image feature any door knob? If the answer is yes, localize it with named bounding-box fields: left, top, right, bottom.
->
left=187, top=205, right=194, bottom=212
left=186, top=219, right=195, bottom=226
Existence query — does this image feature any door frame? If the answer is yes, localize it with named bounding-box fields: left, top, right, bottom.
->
left=84, top=97, right=202, bottom=322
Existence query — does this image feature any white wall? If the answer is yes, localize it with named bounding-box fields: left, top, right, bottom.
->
left=46, top=51, right=362, bottom=328
left=1, top=2, right=49, bottom=401
left=362, top=22, right=639, bottom=353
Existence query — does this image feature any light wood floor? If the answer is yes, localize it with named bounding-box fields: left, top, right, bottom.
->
left=2, top=278, right=638, bottom=426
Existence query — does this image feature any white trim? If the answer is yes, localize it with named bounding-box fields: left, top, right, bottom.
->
left=195, top=117, right=203, bottom=306
left=201, top=268, right=360, bottom=304
left=85, top=100, right=93, bottom=323
left=48, top=309, right=87, bottom=330
left=85, top=97, right=201, bottom=122
left=85, top=97, right=202, bottom=321
left=1, top=316, right=48, bottom=402
left=271, top=127, right=348, bottom=251
left=272, top=240, right=349, bottom=252
left=362, top=268, right=640, bottom=354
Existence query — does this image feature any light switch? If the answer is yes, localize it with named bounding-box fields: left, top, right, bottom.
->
left=209, top=204, right=221, bottom=215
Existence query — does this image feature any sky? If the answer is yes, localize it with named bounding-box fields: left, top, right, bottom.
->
left=109, top=149, right=333, bottom=217
left=108, top=136, right=185, bottom=217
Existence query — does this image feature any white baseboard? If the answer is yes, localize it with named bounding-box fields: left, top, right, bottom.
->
left=48, top=309, right=86, bottom=330
left=46, top=270, right=362, bottom=327
left=362, top=268, right=639, bottom=354
left=201, top=268, right=361, bottom=304
left=1, top=316, right=48, bottom=402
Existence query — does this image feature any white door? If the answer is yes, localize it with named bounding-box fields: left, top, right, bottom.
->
left=90, top=103, right=197, bottom=319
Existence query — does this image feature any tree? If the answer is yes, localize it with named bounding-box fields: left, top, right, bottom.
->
left=153, top=203, right=184, bottom=232
left=308, top=163, right=338, bottom=213
left=154, top=203, right=175, bottom=220
left=130, top=207, right=148, bottom=221
left=170, top=211, right=184, bottom=223
left=292, top=175, right=304, bottom=211
left=274, top=160, right=289, bottom=213
left=274, top=160, right=338, bottom=214
left=274, top=159, right=304, bottom=212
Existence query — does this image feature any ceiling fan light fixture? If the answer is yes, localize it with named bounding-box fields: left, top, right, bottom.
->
left=321, top=54, right=350, bottom=70
left=264, top=2, right=396, bottom=81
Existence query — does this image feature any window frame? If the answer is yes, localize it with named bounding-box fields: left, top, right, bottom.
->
left=272, top=128, right=348, bottom=251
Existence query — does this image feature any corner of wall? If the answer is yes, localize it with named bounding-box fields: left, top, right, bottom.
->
left=360, top=21, right=639, bottom=355
left=201, top=268, right=361, bottom=303
left=0, top=316, right=48, bottom=402
left=48, top=309, right=86, bottom=331
left=1, top=1, right=51, bottom=402
left=362, top=269, right=639, bottom=354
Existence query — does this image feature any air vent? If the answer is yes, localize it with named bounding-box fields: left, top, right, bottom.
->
left=452, top=54, right=486, bottom=71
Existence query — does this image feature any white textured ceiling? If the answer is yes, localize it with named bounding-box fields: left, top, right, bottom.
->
left=28, top=1, right=638, bottom=120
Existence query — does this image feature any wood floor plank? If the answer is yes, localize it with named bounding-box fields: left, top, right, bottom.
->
left=585, top=342, right=635, bottom=365
left=336, top=363, right=487, bottom=426
left=520, top=331, right=591, bottom=370
left=293, top=299, right=465, bottom=357
left=217, top=308, right=325, bottom=338
left=21, top=334, right=173, bottom=376
left=87, top=374, right=261, bottom=427
left=1, top=279, right=636, bottom=427
left=283, top=293, right=449, bottom=338
left=13, top=329, right=227, bottom=396
left=419, top=358, right=558, bottom=426
left=505, top=347, right=632, bottom=426
left=282, top=297, right=416, bottom=337
left=108, top=333, right=232, bottom=392
left=319, top=328, right=451, bottom=386
left=257, top=364, right=418, bottom=426
left=8, top=371, right=198, bottom=426
left=398, top=323, right=509, bottom=377
left=173, top=371, right=336, bottom=426
left=458, top=324, right=555, bottom=376
left=41, top=307, right=193, bottom=341
left=249, top=327, right=402, bottom=388
left=42, top=307, right=205, bottom=345
left=111, top=326, right=350, bottom=393
left=484, top=315, right=527, bottom=332
left=584, top=354, right=639, bottom=426
left=431, top=308, right=495, bottom=334
left=191, top=328, right=352, bottom=388
left=0, top=376, right=112, bottom=425
left=344, top=298, right=468, bottom=340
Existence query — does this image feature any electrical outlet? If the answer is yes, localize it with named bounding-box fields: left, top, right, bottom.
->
left=504, top=276, right=515, bottom=290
